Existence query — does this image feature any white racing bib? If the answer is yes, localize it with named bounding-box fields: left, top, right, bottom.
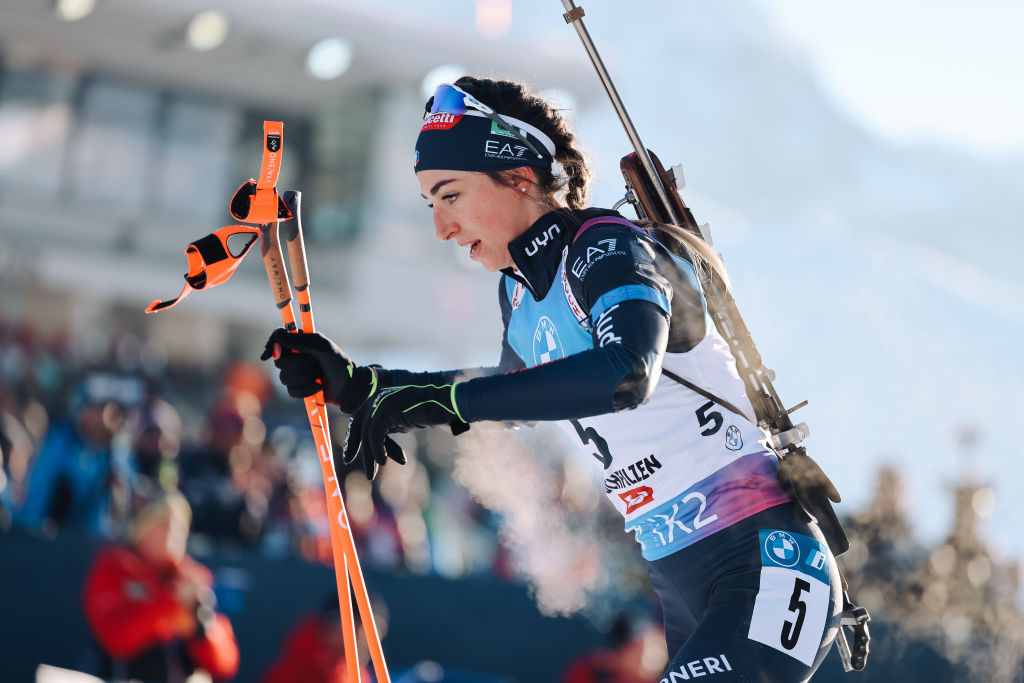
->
left=748, top=529, right=834, bottom=666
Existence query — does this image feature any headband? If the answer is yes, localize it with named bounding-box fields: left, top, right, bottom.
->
left=414, top=110, right=556, bottom=173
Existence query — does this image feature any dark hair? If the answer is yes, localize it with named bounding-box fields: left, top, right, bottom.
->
left=424, top=76, right=592, bottom=211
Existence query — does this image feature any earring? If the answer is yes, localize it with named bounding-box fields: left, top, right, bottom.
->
left=520, top=186, right=527, bottom=193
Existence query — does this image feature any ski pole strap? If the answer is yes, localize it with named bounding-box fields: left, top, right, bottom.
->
left=258, top=121, right=283, bottom=191
left=228, top=121, right=292, bottom=225
left=146, top=225, right=260, bottom=313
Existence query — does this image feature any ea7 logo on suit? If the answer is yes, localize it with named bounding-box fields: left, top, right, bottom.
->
left=571, top=238, right=620, bottom=279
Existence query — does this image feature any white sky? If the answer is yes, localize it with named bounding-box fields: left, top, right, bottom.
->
left=758, top=0, right=1024, bottom=158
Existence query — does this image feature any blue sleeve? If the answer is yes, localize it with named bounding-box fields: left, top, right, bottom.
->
left=456, top=298, right=669, bottom=421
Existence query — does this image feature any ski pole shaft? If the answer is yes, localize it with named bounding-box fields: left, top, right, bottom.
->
left=559, top=0, right=682, bottom=226
left=258, top=217, right=365, bottom=682
left=271, top=196, right=359, bottom=683
left=279, top=191, right=391, bottom=683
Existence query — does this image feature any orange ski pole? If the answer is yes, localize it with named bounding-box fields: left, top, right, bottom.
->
left=279, top=190, right=392, bottom=683
left=251, top=122, right=389, bottom=682
left=144, top=120, right=391, bottom=680
left=256, top=210, right=366, bottom=682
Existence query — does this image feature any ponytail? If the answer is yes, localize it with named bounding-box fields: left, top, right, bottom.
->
left=654, top=222, right=732, bottom=289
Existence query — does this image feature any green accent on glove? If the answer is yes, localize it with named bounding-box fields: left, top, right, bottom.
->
left=450, top=383, right=465, bottom=424
left=367, top=367, right=378, bottom=399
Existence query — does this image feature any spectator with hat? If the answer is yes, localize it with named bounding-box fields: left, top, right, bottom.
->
left=82, top=491, right=239, bottom=682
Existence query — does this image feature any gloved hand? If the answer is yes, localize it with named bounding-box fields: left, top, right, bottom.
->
left=776, top=450, right=849, bottom=555
left=342, top=383, right=469, bottom=480
left=260, top=329, right=377, bottom=413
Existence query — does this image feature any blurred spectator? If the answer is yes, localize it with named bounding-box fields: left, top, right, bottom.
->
left=179, top=399, right=266, bottom=545
left=127, top=395, right=183, bottom=502
left=260, top=597, right=372, bottom=683
left=82, top=491, right=239, bottom=682
left=561, top=609, right=667, bottom=683
left=13, top=373, right=140, bottom=536
left=0, top=422, right=11, bottom=528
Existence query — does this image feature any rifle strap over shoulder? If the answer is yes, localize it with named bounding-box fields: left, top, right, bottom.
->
left=660, top=368, right=754, bottom=424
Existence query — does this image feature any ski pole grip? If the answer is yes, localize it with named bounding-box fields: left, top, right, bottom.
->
left=260, top=222, right=293, bottom=313
left=281, top=191, right=310, bottom=292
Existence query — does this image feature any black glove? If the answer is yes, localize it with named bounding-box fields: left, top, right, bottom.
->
left=260, top=329, right=376, bottom=413
left=342, top=383, right=469, bottom=480
left=776, top=450, right=849, bottom=555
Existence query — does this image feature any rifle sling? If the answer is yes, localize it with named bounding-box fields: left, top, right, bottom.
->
left=659, top=368, right=754, bottom=424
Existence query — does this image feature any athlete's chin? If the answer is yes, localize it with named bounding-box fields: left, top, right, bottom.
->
left=481, top=252, right=516, bottom=273
left=476, top=254, right=501, bottom=272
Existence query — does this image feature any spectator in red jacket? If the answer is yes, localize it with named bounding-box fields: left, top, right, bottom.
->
left=82, top=491, right=239, bottom=682
left=562, top=610, right=667, bottom=683
left=260, top=598, right=372, bottom=683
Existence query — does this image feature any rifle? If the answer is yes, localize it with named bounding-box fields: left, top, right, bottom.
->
left=560, top=0, right=871, bottom=671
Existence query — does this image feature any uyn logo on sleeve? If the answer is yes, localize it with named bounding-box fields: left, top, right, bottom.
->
left=594, top=305, right=622, bottom=347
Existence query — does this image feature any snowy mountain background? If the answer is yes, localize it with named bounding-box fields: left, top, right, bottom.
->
left=356, top=0, right=1024, bottom=556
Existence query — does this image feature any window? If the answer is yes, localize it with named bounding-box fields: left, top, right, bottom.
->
left=66, top=78, right=159, bottom=215
left=0, top=66, right=75, bottom=201
left=153, top=98, right=241, bottom=222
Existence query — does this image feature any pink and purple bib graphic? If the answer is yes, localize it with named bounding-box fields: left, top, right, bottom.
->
left=627, top=451, right=790, bottom=561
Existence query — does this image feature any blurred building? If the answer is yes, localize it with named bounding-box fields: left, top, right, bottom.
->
left=0, top=0, right=598, bottom=370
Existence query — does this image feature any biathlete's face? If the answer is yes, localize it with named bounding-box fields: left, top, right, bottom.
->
left=418, top=168, right=540, bottom=272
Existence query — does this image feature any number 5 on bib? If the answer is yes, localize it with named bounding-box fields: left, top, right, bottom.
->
left=748, top=529, right=835, bottom=666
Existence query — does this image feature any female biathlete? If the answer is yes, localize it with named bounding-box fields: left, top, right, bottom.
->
left=263, top=77, right=842, bottom=682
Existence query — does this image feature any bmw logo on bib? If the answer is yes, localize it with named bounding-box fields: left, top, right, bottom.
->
left=725, top=425, right=742, bottom=451
left=764, top=530, right=800, bottom=568
left=533, top=316, right=564, bottom=364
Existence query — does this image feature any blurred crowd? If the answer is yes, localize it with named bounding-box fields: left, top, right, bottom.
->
left=0, top=319, right=515, bottom=580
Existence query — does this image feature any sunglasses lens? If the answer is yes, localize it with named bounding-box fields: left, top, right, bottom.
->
left=430, top=84, right=467, bottom=116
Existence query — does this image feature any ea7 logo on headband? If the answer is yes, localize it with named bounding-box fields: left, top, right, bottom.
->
left=484, top=140, right=528, bottom=160
left=421, top=112, right=462, bottom=131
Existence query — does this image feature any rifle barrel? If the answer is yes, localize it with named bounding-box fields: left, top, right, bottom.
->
left=560, top=0, right=682, bottom=226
